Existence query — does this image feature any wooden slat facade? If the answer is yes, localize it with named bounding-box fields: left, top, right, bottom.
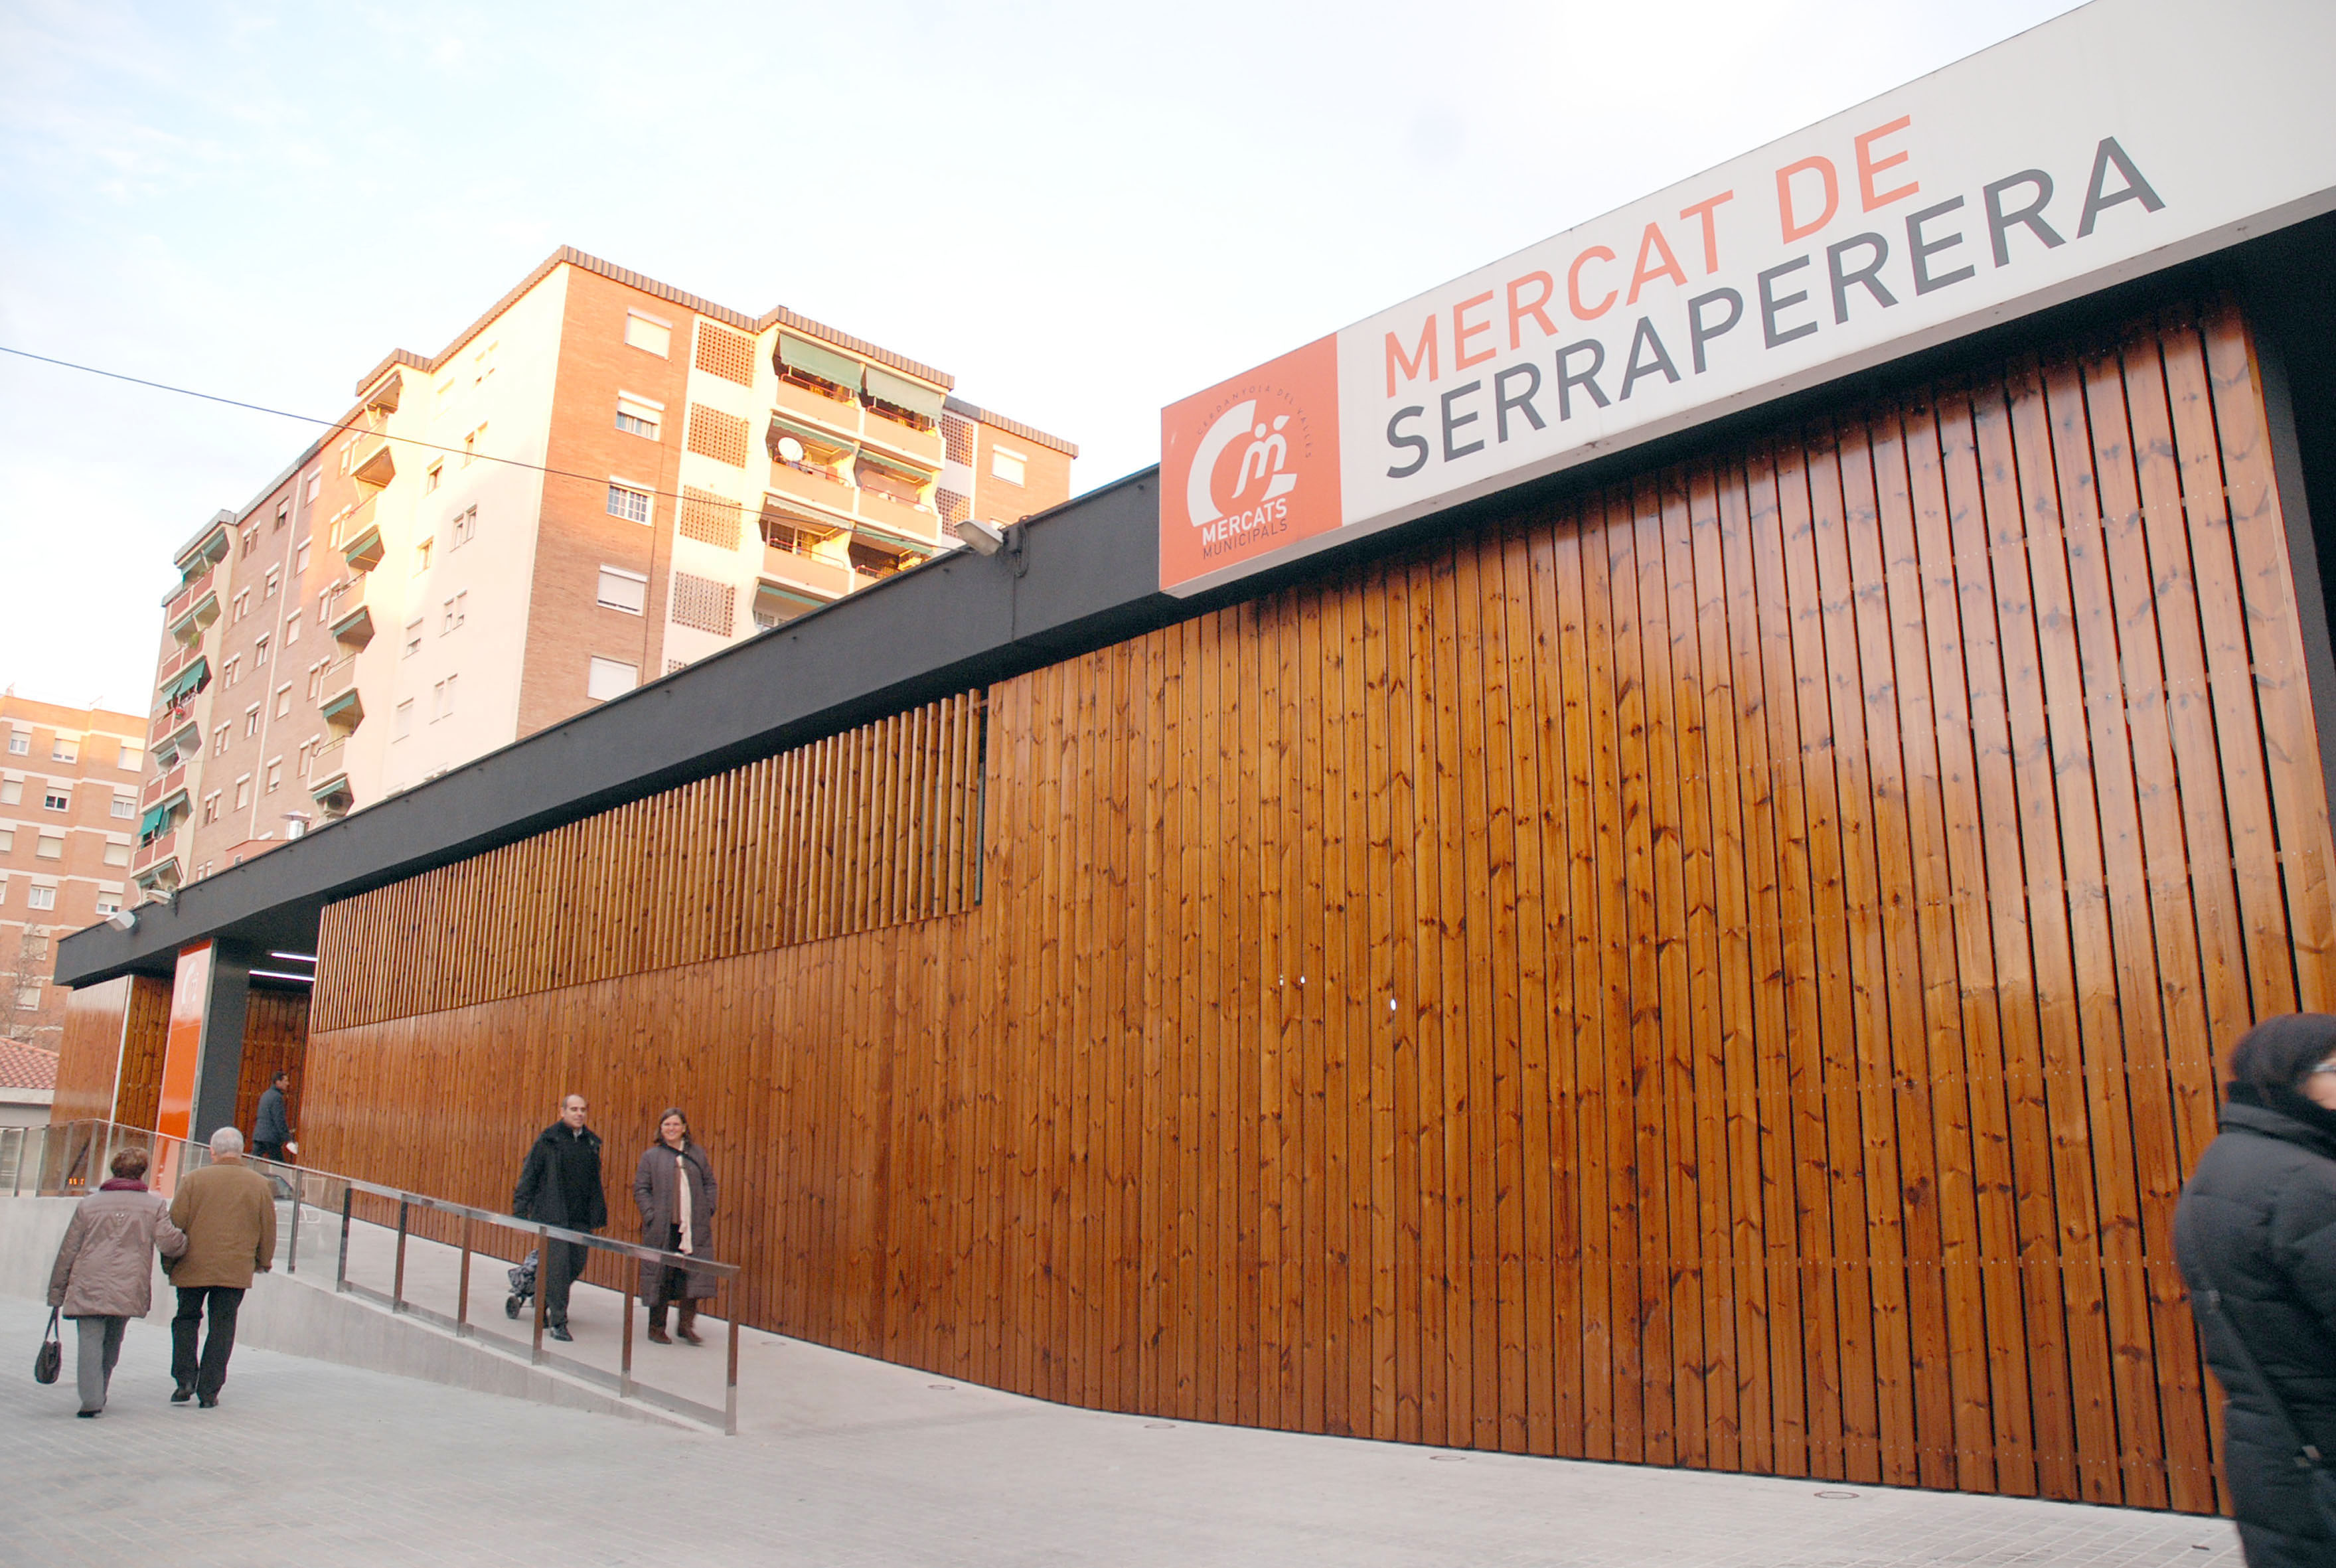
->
left=289, top=297, right=2333, bottom=1510
left=51, top=973, right=171, bottom=1128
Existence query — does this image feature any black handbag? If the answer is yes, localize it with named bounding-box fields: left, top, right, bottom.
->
left=33, top=1307, right=60, bottom=1385
left=2195, top=1279, right=2336, bottom=1528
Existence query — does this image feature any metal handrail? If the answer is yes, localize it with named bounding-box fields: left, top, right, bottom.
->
left=8, top=1119, right=745, bottom=1433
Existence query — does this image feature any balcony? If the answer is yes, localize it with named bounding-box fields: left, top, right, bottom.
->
left=759, top=540, right=851, bottom=601
left=773, top=376, right=862, bottom=442
left=319, top=668, right=364, bottom=736
left=166, top=588, right=220, bottom=648
left=351, top=433, right=396, bottom=489
left=156, top=654, right=210, bottom=710
left=328, top=588, right=376, bottom=649
left=151, top=712, right=200, bottom=765
left=852, top=486, right=941, bottom=550
left=309, top=742, right=353, bottom=819
left=140, top=762, right=187, bottom=810
left=767, top=461, right=858, bottom=525
left=131, top=831, right=181, bottom=889
left=164, top=564, right=216, bottom=623
left=858, top=413, right=945, bottom=474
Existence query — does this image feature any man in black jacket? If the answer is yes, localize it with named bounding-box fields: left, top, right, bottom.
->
left=2175, top=1014, right=2336, bottom=1567
left=512, top=1094, right=607, bottom=1342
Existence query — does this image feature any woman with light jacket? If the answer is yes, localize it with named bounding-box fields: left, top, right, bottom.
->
left=633, top=1109, right=718, bottom=1346
left=47, top=1146, right=187, bottom=1416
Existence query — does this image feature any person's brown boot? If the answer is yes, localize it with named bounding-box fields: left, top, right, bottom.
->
left=675, top=1300, right=703, bottom=1345
left=647, top=1303, right=672, bottom=1345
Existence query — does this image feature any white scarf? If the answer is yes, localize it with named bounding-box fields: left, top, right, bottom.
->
left=673, top=1149, right=694, bottom=1256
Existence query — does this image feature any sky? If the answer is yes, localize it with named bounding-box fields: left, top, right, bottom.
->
left=0, top=0, right=2084, bottom=714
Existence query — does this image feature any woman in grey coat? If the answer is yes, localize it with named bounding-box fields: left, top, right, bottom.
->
left=48, top=1146, right=187, bottom=1415
left=633, top=1109, right=718, bottom=1346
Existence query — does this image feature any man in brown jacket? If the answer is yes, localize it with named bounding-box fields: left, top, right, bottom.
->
left=167, top=1125, right=277, bottom=1407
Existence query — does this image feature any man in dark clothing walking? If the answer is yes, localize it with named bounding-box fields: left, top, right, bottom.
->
left=252, top=1071, right=293, bottom=1163
left=512, top=1093, right=606, bottom=1342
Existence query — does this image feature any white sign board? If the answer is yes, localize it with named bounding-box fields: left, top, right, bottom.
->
left=1160, top=0, right=2336, bottom=594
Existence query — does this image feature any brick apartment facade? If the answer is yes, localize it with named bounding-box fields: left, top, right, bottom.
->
left=131, top=248, right=1078, bottom=902
left=0, top=696, right=145, bottom=1049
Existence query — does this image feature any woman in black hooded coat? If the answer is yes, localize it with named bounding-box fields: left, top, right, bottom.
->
left=2175, top=1013, right=2336, bottom=1566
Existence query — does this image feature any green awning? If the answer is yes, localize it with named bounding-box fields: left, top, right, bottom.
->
left=852, top=514, right=934, bottom=553
left=137, top=804, right=169, bottom=838
left=769, top=414, right=857, bottom=460
left=856, top=447, right=937, bottom=483
left=159, top=656, right=209, bottom=704
left=778, top=335, right=865, bottom=394
left=864, top=366, right=945, bottom=420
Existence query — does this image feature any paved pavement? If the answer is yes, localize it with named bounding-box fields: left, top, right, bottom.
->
left=3, top=1294, right=2240, bottom=1568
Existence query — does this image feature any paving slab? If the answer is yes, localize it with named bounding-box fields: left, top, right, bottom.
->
left=3, top=1294, right=2240, bottom=1567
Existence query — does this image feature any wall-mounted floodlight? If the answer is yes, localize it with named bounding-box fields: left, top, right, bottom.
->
left=952, top=516, right=1008, bottom=556
left=953, top=516, right=1027, bottom=578
left=106, top=908, right=137, bottom=933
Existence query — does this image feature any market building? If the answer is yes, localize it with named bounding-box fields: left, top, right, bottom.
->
left=46, top=0, right=2336, bottom=1514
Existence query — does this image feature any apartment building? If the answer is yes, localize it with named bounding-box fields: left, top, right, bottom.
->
left=0, top=696, right=145, bottom=1045
left=131, top=247, right=1077, bottom=900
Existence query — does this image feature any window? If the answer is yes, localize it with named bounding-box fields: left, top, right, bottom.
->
left=5, top=732, right=25, bottom=755
left=94, top=895, right=121, bottom=918
left=432, top=675, right=458, bottom=721
left=394, top=700, right=414, bottom=740
left=266, top=759, right=283, bottom=795
left=234, top=775, right=252, bottom=809
left=0, top=780, right=17, bottom=804
left=463, top=424, right=486, bottom=466
left=232, top=589, right=252, bottom=623
left=275, top=498, right=289, bottom=530
left=338, top=440, right=354, bottom=475
left=424, top=461, right=443, bottom=495
left=587, top=657, right=638, bottom=701
left=254, top=635, right=269, bottom=668
left=615, top=392, right=663, bottom=439
left=990, top=447, right=1028, bottom=486
left=202, top=792, right=220, bottom=824
left=595, top=566, right=647, bottom=615
left=607, top=483, right=652, bottom=524
left=307, top=661, right=328, bottom=699
left=37, top=832, right=64, bottom=859
left=212, top=726, right=230, bottom=757
left=104, top=841, right=131, bottom=866
left=51, top=737, right=78, bottom=763
left=451, top=506, right=477, bottom=547
left=275, top=684, right=293, bottom=718
left=625, top=310, right=672, bottom=356
left=295, top=539, right=311, bottom=574
left=244, top=704, right=262, bottom=738
left=110, top=795, right=133, bottom=819
left=25, top=887, right=52, bottom=911
left=264, top=568, right=280, bottom=600
left=0, top=826, right=10, bottom=850
left=404, top=619, right=423, bottom=657
left=286, top=611, right=301, bottom=645
left=414, top=536, right=435, bottom=574
left=241, top=525, right=260, bottom=556
left=222, top=657, right=240, bottom=689
left=117, top=743, right=141, bottom=771
left=441, top=591, right=468, bottom=633
left=42, top=788, right=67, bottom=812
left=304, top=471, right=321, bottom=503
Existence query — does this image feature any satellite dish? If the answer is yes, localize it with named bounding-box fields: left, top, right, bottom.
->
left=776, top=436, right=805, bottom=464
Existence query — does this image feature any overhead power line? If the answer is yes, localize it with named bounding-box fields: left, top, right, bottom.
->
left=0, top=343, right=870, bottom=526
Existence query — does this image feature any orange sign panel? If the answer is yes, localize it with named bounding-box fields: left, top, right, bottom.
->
left=155, top=941, right=212, bottom=1143
left=1158, top=335, right=1341, bottom=593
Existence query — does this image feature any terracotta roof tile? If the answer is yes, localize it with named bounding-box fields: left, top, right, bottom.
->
left=0, top=1040, right=58, bottom=1092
